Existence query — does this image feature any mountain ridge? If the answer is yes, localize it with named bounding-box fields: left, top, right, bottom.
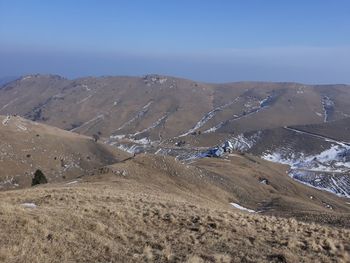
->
left=2, top=74, right=350, bottom=139
left=1, top=73, right=350, bottom=198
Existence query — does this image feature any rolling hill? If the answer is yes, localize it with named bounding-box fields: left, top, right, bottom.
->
left=0, top=153, right=349, bottom=262
left=1, top=74, right=350, bottom=262
left=1, top=74, right=350, bottom=143
left=1, top=74, right=350, bottom=198
left=0, top=115, right=128, bottom=189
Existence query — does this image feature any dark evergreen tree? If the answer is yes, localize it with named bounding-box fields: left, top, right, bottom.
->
left=31, top=169, right=48, bottom=186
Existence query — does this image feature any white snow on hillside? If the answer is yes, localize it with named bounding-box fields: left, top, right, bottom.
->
left=322, top=96, right=335, bottom=122
left=130, top=114, right=167, bottom=137
left=21, top=203, right=37, bottom=208
left=262, top=143, right=350, bottom=197
left=113, top=101, right=153, bottom=132
left=2, top=115, right=10, bottom=126
left=229, top=133, right=260, bottom=152
left=230, top=203, right=255, bottom=213
left=179, top=97, right=239, bottom=137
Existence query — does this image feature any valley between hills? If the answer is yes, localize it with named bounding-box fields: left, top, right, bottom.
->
left=0, top=74, right=350, bottom=262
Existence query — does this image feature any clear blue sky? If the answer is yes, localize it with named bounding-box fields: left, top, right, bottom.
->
left=1, top=0, right=350, bottom=83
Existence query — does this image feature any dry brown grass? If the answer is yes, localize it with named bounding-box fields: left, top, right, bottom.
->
left=0, top=115, right=129, bottom=189
left=0, top=178, right=349, bottom=263
left=2, top=75, right=350, bottom=142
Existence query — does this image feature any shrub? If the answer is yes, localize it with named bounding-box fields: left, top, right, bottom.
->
left=31, top=169, right=48, bottom=186
left=92, top=134, right=99, bottom=142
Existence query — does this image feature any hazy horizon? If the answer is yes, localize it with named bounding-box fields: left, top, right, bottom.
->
left=1, top=0, right=350, bottom=84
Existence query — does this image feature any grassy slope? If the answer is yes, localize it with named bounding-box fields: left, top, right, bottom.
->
left=0, top=176, right=349, bottom=263
left=1, top=75, right=350, bottom=143
left=0, top=115, right=129, bottom=189
left=291, top=117, right=350, bottom=142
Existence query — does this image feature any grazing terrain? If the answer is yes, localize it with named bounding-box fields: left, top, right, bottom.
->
left=292, top=117, right=350, bottom=142
left=1, top=155, right=350, bottom=263
left=0, top=115, right=128, bottom=189
left=1, top=75, right=350, bottom=142
left=2, top=0, right=350, bottom=261
left=1, top=75, right=349, bottom=196
left=0, top=74, right=350, bottom=262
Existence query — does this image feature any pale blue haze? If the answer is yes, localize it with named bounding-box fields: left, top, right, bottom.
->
left=0, top=0, right=350, bottom=83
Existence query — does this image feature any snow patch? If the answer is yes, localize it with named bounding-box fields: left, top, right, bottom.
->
left=204, top=95, right=271, bottom=134
left=114, top=101, right=153, bottom=132
left=179, top=97, right=239, bottom=137
left=0, top=98, right=18, bottom=112
left=21, top=203, right=37, bottom=208
left=229, top=133, right=260, bottom=152
left=322, top=96, right=335, bottom=122
left=262, top=144, right=350, bottom=173
left=110, top=134, right=125, bottom=140
left=77, top=94, right=92, bottom=104
left=262, top=144, right=350, bottom=197
left=16, top=124, right=27, bottom=131
left=259, top=96, right=272, bottom=107
left=117, top=144, right=144, bottom=154
left=143, top=75, right=168, bottom=85
left=127, top=137, right=151, bottom=145
left=21, top=76, right=33, bottom=81
left=81, top=84, right=90, bottom=91
left=203, top=122, right=224, bottom=134
left=130, top=114, right=167, bottom=137
left=262, top=152, right=296, bottom=167
left=230, top=203, right=255, bottom=213
left=66, top=180, right=79, bottom=185
left=2, top=115, right=10, bottom=126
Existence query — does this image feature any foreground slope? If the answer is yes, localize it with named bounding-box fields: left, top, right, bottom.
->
left=1, top=159, right=349, bottom=263
left=36, top=152, right=350, bottom=225
left=0, top=115, right=129, bottom=189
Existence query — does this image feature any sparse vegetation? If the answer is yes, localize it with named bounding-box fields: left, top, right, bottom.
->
left=92, top=133, right=100, bottom=142
left=1, top=76, right=350, bottom=262
left=0, top=182, right=349, bottom=263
